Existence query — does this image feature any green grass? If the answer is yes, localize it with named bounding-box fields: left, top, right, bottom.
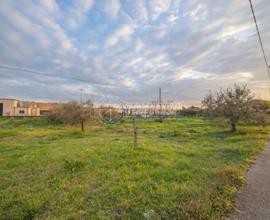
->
left=0, top=117, right=269, bottom=219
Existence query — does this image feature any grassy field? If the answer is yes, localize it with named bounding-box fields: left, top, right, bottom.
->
left=0, top=117, right=269, bottom=220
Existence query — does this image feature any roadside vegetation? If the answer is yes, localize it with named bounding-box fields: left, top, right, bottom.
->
left=0, top=116, right=269, bottom=219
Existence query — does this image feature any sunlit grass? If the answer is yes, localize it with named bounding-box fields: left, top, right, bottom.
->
left=0, top=117, right=269, bottom=219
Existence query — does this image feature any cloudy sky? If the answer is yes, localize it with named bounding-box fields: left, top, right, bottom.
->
left=0, top=0, right=269, bottom=104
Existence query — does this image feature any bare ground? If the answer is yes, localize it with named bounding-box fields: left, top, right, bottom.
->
left=231, top=137, right=270, bottom=220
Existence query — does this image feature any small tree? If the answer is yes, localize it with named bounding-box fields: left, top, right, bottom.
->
left=48, top=100, right=95, bottom=131
left=202, top=84, right=254, bottom=132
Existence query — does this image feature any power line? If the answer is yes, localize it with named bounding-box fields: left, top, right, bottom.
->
left=248, top=0, right=270, bottom=80
left=0, top=65, right=114, bottom=87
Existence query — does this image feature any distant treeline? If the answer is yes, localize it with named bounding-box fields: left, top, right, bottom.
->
left=177, top=106, right=204, bottom=117
left=177, top=99, right=270, bottom=117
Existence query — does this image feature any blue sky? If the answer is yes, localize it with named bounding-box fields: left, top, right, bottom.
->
left=0, top=0, right=270, bottom=104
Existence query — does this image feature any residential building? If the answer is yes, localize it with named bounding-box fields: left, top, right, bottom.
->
left=0, top=98, right=60, bottom=117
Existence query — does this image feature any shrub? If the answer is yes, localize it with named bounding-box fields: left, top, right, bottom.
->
left=250, top=112, right=270, bottom=128
left=178, top=106, right=204, bottom=117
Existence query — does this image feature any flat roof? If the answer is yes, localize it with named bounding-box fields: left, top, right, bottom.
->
left=0, top=98, right=17, bottom=100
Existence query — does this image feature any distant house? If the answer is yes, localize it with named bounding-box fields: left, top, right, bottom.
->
left=0, top=98, right=60, bottom=117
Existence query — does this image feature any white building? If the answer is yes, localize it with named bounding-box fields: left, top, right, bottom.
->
left=0, top=98, right=59, bottom=117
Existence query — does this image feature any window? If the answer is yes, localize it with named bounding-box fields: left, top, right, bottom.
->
left=19, top=110, right=25, bottom=114
left=40, top=110, right=51, bottom=116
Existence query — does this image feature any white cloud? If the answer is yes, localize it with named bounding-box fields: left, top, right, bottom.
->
left=104, top=0, right=121, bottom=19
left=82, top=0, right=94, bottom=9
left=0, top=7, right=52, bottom=51
left=135, top=39, right=144, bottom=52
left=126, top=57, right=143, bottom=66
left=40, top=0, right=60, bottom=14
left=123, top=0, right=149, bottom=24
left=41, top=18, right=74, bottom=52
left=122, top=78, right=137, bottom=89
left=167, top=14, right=178, bottom=25
left=223, top=72, right=254, bottom=81
left=156, top=28, right=167, bottom=38
left=53, top=59, right=71, bottom=69
left=173, top=69, right=211, bottom=80
left=218, top=24, right=253, bottom=39
left=66, top=0, right=94, bottom=29
left=87, top=44, right=98, bottom=50
left=149, top=0, right=172, bottom=20
left=183, top=4, right=207, bottom=21
left=172, top=69, right=254, bottom=82
left=105, top=24, right=134, bottom=47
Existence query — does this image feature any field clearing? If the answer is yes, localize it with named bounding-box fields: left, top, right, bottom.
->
left=0, top=117, right=269, bottom=219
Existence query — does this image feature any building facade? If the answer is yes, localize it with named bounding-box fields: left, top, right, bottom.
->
left=0, top=99, right=59, bottom=117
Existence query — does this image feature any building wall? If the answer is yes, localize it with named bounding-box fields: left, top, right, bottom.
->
left=38, top=103, right=59, bottom=116
left=0, top=99, right=17, bottom=116
left=14, top=107, right=32, bottom=116
left=31, top=108, right=40, bottom=116
left=0, top=99, right=61, bottom=117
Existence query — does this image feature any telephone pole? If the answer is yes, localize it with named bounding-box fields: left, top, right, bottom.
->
left=80, top=88, right=83, bottom=104
left=159, top=88, right=162, bottom=115
left=159, top=88, right=163, bottom=122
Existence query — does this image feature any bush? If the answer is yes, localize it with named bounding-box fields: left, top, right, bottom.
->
left=250, top=112, right=270, bottom=128
left=178, top=106, right=204, bottom=117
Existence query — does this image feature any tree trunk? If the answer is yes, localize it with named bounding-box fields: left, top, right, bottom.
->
left=231, top=123, right=236, bottom=132
left=132, top=118, right=138, bottom=148
left=81, top=121, right=84, bottom=132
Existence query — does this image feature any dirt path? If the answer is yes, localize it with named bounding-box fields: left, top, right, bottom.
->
left=231, top=138, right=270, bottom=220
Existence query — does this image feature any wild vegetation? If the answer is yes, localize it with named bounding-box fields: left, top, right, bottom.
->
left=202, top=84, right=269, bottom=132
left=48, top=100, right=97, bottom=132
left=0, top=116, right=269, bottom=219
left=48, top=101, right=123, bottom=131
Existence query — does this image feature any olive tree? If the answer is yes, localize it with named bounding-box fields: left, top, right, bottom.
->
left=48, top=100, right=96, bottom=131
left=202, top=84, right=254, bottom=132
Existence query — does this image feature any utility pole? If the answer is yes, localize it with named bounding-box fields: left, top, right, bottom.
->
left=159, top=88, right=162, bottom=114
left=159, top=88, right=163, bottom=122
left=80, top=88, right=83, bottom=104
